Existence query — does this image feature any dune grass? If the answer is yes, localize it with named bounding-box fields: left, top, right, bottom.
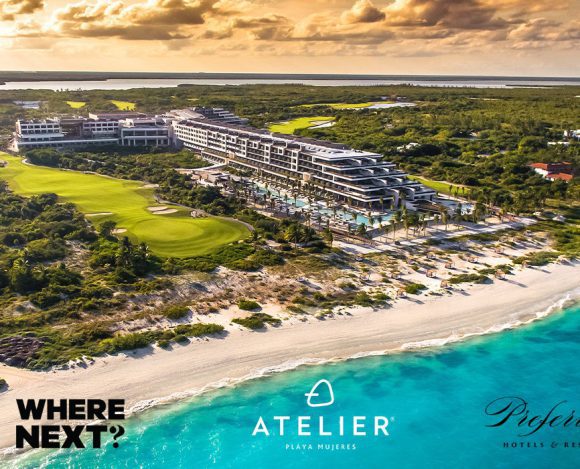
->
left=269, top=116, right=335, bottom=134
left=110, top=100, right=136, bottom=111
left=66, top=101, right=86, bottom=109
left=0, top=153, right=249, bottom=258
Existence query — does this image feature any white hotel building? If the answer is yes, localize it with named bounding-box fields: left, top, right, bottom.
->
left=13, top=107, right=434, bottom=210
left=172, top=119, right=435, bottom=210
left=14, top=114, right=170, bottom=151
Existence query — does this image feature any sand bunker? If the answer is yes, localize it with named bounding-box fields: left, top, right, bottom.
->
left=86, top=212, right=113, bottom=217
left=147, top=206, right=168, bottom=212
left=153, top=209, right=178, bottom=215
left=112, top=228, right=127, bottom=234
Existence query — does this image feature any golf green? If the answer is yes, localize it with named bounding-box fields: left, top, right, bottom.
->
left=268, top=116, right=335, bottom=134
left=0, top=153, right=250, bottom=258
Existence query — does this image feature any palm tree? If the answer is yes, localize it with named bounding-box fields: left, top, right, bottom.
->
left=433, top=214, right=440, bottom=233
left=394, top=210, right=402, bottom=240
left=453, top=204, right=463, bottom=230
left=285, top=224, right=303, bottom=248
left=441, top=209, right=449, bottom=231
left=323, top=228, right=334, bottom=247
left=402, top=206, right=410, bottom=238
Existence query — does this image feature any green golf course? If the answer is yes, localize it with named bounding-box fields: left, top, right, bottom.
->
left=268, top=116, right=335, bottom=134
left=0, top=153, right=250, bottom=258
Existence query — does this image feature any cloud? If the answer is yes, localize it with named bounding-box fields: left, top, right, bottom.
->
left=341, top=0, right=385, bottom=24
left=48, top=0, right=230, bottom=40
left=1, top=0, right=579, bottom=63
left=382, top=0, right=511, bottom=30
left=0, top=0, right=44, bottom=21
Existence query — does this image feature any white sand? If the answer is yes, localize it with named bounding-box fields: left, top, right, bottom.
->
left=152, top=209, right=178, bottom=215
left=85, top=212, right=113, bottom=217
left=0, top=262, right=578, bottom=451
left=147, top=206, right=167, bottom=212
left=112, top=228, right=127, bottom=234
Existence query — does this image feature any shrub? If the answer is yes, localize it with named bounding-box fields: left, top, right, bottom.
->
left=162, top=305, right=190, bottom=320
left=448, top=274, right=489, bottom=284
left=157, top=339, right=171, bottom=349
left=405, top=283, right=427, bottom=294
left=238, top=299, right=261, bottom=311
left=286, top=305, right=306, bottom=314
left=100, top=332, right=152, bottom=353
left=173, top=323, right=224, bottom=337
left=233, top=313, right=281, bottom=330
left=374, top=292, right=390, bottom=302
left=0, top=378, right=6, bottom=389
left=353, top=291, right=374, bottom=307
left=65, top=323, right=113, bottom=345
left=174, top=335, right=189, bottom=344
left=513, top=251, right=558, bottom=267
left=25, top=239, right=66, bottom=262
left=250, top=249, right=284, bottom=266
left=227, top=258, right=260, bottom=271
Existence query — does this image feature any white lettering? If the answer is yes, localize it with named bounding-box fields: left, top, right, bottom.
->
left=274, top=416, right=290, bottom=436
left=252, top=416, right=269, bottom=436
left=353, top=416, right=366, bottom=436
left=319, top=416, right=332, bottom=436
left=374, top=416, right=389, bottom=436
left=298, top=416, right=311, bottom=436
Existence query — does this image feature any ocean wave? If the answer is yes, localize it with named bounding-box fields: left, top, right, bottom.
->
left=400, top=288, right=579, bottom=350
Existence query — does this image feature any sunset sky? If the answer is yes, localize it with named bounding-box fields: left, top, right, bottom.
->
left=0, top=0, right=578, bottom=76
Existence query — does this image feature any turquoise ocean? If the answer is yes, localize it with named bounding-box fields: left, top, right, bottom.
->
left=11, top=302, right=580, bottom=469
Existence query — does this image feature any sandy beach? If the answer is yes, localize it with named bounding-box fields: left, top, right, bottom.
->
left=1, top=261, right=578, bottom=452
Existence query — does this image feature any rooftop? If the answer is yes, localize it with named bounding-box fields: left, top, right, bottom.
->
left=178, top=118, right=382, bottom=159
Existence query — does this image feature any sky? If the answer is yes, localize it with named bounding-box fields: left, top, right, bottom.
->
left=0, top=0, right=579, bottom=76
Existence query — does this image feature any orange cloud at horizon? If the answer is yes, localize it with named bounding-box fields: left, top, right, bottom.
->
left=0, top=0, right=578, bottom=76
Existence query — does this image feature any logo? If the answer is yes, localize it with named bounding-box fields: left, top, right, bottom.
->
left=484, top=396, right=580, bottom=450
left=305, top=379, right=334, bottom=407
left=251, top=379, right=392, bottom=452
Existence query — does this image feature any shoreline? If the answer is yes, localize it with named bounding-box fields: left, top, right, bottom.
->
left=1, top=261, right=579, bottom=454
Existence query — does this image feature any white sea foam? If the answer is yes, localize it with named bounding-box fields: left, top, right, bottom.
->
left=400, top=288, right=580, bottom=351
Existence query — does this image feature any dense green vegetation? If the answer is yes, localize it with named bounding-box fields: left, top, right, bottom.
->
left=448, top=273, right=490, bottom=284
left=232, top=313, right=281, bottom=330
left=0, top=83, right=578, bottom=370
left=0, top=152, right=250, bottom=257
left=0, top=185, right=288, bottom=368
left=16, top=148, right=321, bottom=256
left=2, top=83, right=577, bottom=214
left=237, top=299, right=261, bottom=311
left=404, top=283, right=427, bottom=294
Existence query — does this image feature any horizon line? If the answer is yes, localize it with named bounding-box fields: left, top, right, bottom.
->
left=0, top=71, right=579, bottom=81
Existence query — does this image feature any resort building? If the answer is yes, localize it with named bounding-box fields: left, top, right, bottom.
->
left=119, top=118, right=170, bottom=147
left=13, top=114, right=169, bottom=151
left=529, top=162, right=574, bottom=183
left=172, top=118, right=435, bottom=209
left=13, top=107, right=435, bottom=210
left=163, top=107, right=248, bottom=125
